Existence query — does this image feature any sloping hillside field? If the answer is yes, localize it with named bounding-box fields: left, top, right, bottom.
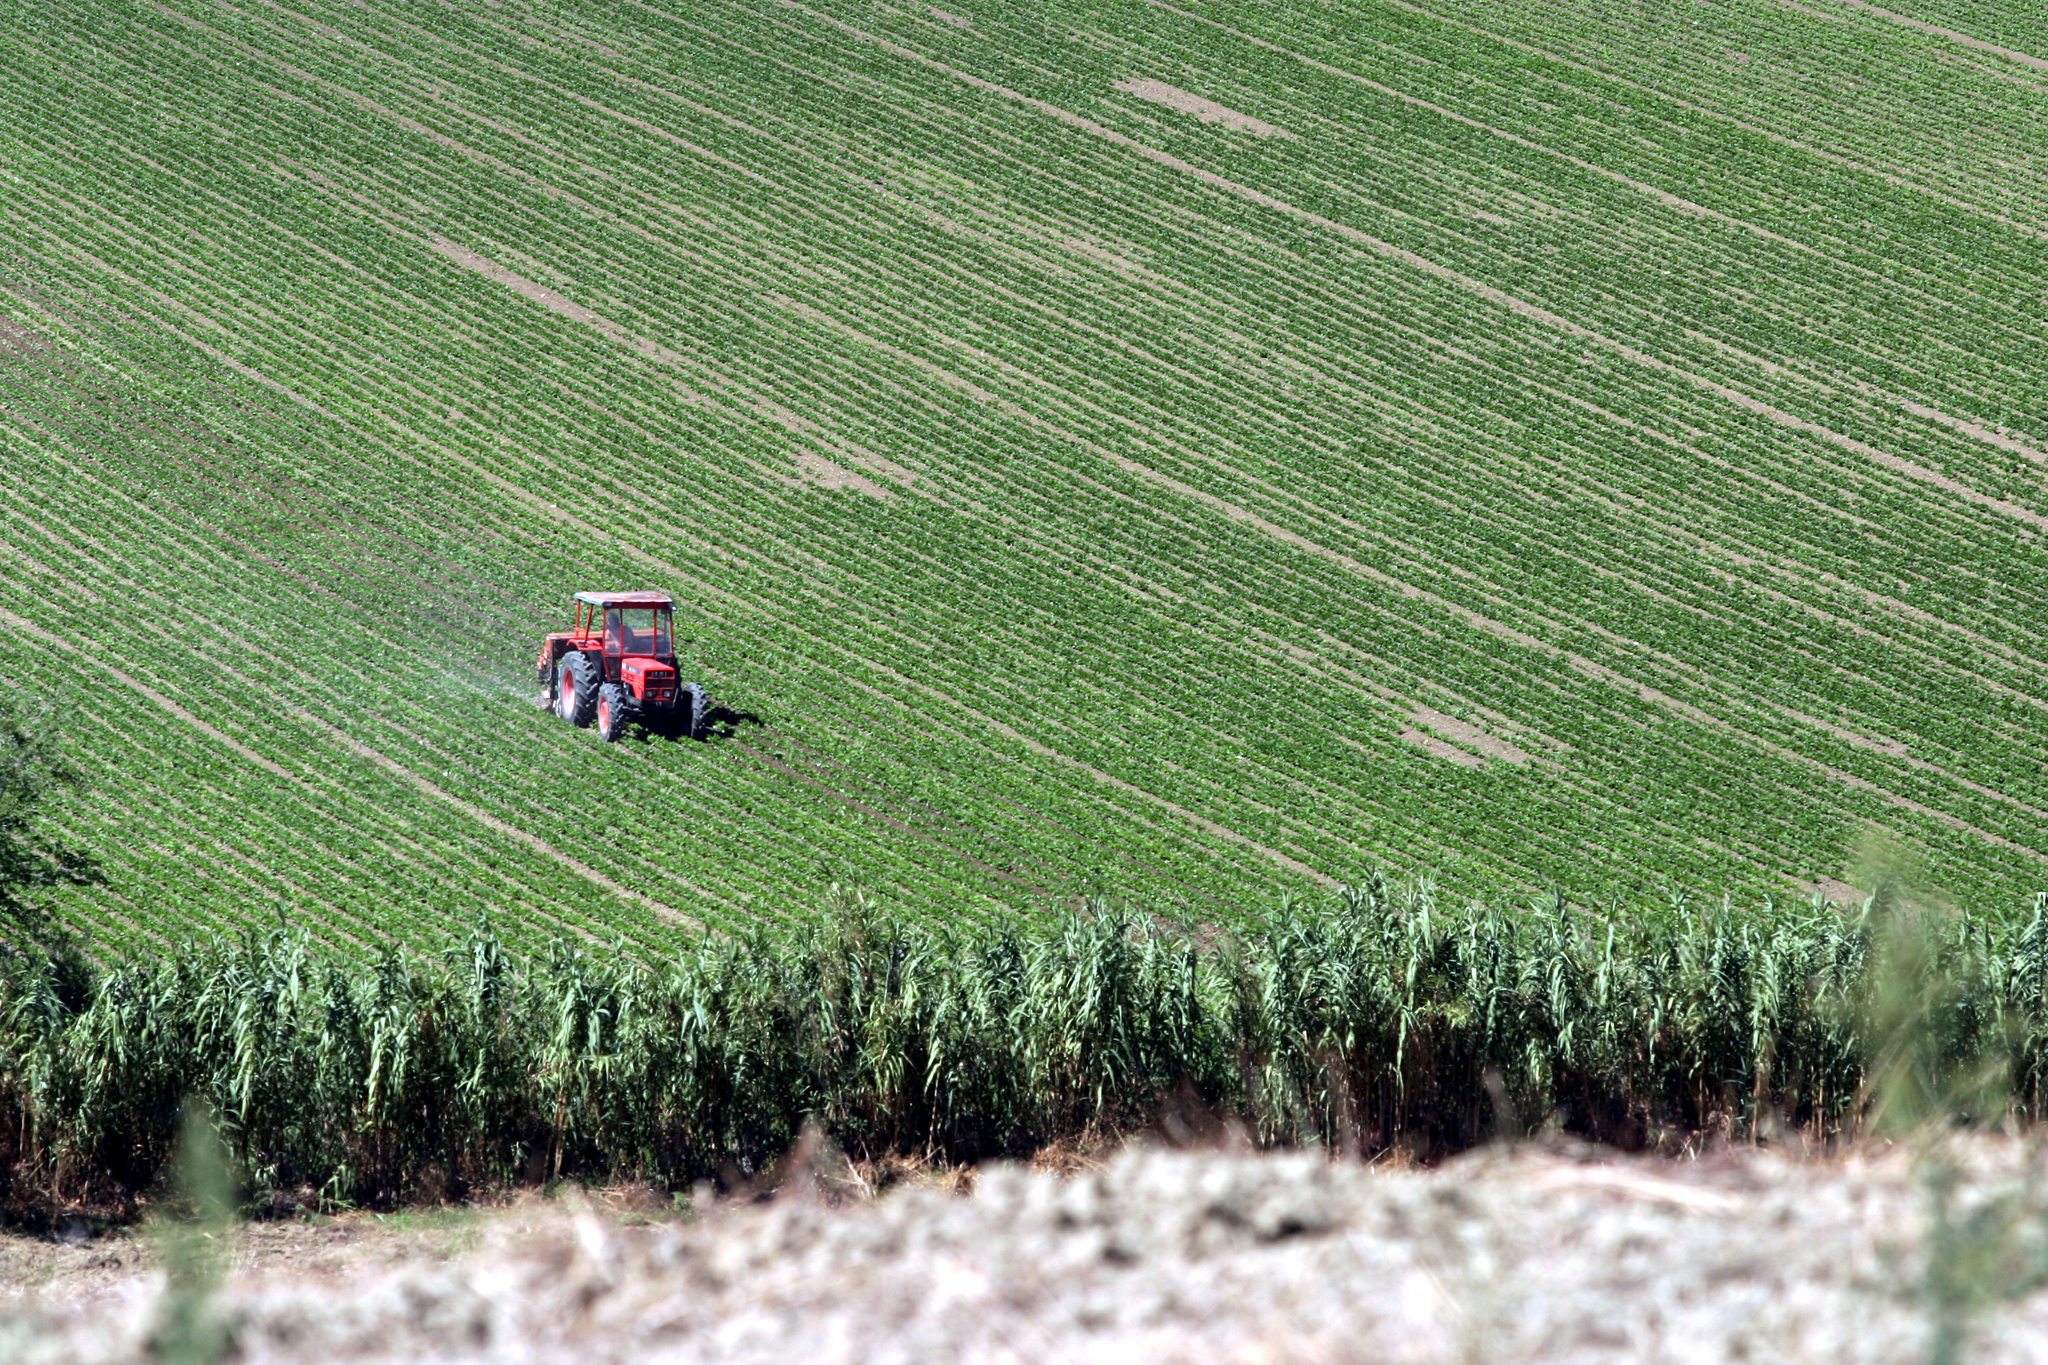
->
left=4, top=0, right=2047, bottom=948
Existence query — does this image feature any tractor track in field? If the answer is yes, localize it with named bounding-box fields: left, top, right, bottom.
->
left=1368, top=0, right=2048, bottom=245
left=427, top=240, right=919, bottom=494
left=1110, top=79, right=1295, bottom=139
left=1253, top=628, right=1568, bottom=765
left=1797, top=0, right=2048, bottom=72
left=1398, top=725, right=1490, bottom=769
left=290, top=710, right=704, bottom=930
left=734, top=737, right=1054, bottom=897
left=0, top=315, right=52, bottom=355
left=0, top=608, right=300, bottom=787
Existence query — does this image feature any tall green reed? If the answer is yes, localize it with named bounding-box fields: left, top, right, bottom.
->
left=3, top=879, right=2044, bottom=1211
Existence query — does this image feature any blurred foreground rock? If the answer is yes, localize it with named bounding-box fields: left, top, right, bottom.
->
left=9, top=1140, right=2048, bottom=1363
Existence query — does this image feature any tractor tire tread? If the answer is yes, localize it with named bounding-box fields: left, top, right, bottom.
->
left=559, top=652, right=600, bottom=728
left=683, top=682, right=709, bottom=741
left=597, top=683, right=627, bottom=742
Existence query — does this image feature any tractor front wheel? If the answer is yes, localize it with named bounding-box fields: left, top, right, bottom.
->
left=596, top=683, right=627, bottom=742
left=681, top=682, right=709, bottom=741
left=557, top=652, right=599, bottom=727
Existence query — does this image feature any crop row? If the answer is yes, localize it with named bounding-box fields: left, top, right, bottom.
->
left=3, top=0, right=2046, bottom=948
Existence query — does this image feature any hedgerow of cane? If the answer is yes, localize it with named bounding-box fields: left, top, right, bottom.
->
left=7, top=881, right=2048, bottom=1212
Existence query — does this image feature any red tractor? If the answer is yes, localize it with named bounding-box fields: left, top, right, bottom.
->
left=536, top=592, right=708, bottom=742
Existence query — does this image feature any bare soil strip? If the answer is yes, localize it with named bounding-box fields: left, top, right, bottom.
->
left=0, top=508, right=107, bottom=607
left=1558, top=654, right=2046, bottom=862
left=1866, top=385, right=2048, bottom=464
left=765, top=292, right=1002, bottom=406
left=787, top=3, right=2048, bottom=534
left=431, top=242, right=915, bottom=490
left=1410, top=706, right=1534, bottom=764
left=0, top=316, right=50, bottom=354
left=1256, top=628, right=1565, bottom=762
left=1814, top=873, right=1865, bottom=905
left=1398, top=725, right=1488, bottom=768
left=1110, top=79, right=1294, bottom=138
left=1767, top=702, right=2048, bottom=823
left=426, top=238, right=693, bottom=366
left=795, top=451, right=892, bottom=498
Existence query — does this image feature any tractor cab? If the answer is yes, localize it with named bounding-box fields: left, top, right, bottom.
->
left=569, top=591, right=675, bottom=672
left=604, top=603, right=673, bottom=662
left=537, top=591, right=707, bottom=741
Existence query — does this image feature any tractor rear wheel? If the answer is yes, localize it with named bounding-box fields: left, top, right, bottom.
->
left=557, top=652, right=599, bottom=727
left=596, top=684, right=627, bottom=742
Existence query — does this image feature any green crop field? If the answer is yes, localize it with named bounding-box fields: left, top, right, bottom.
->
left=3, top=0, right=2046, bottom=953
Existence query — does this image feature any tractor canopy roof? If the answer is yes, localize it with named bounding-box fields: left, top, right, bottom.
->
left=574, top=591, right=673, bottom=608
